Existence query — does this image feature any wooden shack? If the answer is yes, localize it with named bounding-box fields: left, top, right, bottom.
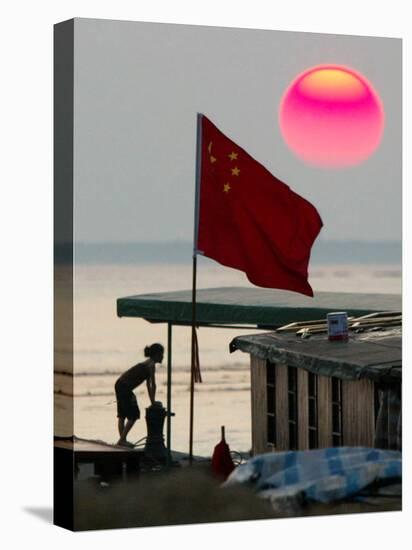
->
left=230, top=327, right=402, bottom=456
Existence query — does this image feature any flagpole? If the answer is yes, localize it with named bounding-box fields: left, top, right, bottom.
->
left=189, top=113, right=203, bottom=464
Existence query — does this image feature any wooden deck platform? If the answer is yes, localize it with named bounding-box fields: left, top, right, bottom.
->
left=54, top=437, right=144, bottom=480
left=54, top=437, right=209, bottom=481
left=54, top=437, right=141, bottom=455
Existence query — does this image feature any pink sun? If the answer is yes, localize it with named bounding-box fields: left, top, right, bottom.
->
left=279, top=65, right=385, bottom=168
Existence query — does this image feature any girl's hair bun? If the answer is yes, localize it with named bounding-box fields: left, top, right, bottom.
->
left=144, top=343, right=164, bottom=359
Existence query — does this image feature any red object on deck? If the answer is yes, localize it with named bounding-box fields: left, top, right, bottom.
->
left=211, top=426, right=235, bottom=480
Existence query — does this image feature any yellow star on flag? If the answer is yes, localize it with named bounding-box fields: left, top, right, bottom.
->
left=223, top=183, right=231, bottom=193
left=210, top=156, right=217, bottom=163
left=228, top=151, right=238, bottom=161
left=231, top=166, right=240, bottom=176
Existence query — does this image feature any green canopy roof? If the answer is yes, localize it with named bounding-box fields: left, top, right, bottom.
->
left=117, top=287, right=401, bottom=328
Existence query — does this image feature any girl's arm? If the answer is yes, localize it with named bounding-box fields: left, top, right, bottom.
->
left=146, top=367, right=156, bottom=405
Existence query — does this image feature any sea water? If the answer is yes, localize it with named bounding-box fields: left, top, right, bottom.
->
left=54, top=257, right=401, bottom=457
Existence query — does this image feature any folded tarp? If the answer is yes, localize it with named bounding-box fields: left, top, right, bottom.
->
left=224, top=447, right=401, bottom=509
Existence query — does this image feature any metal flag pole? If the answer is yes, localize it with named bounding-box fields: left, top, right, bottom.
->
left=189, top=113, right=203, bottom=464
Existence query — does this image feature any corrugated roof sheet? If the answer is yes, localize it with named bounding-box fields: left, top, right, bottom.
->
left=230, top=328, right=402, bottom=382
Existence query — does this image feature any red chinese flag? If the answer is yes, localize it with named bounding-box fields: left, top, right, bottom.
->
left=196, top=116, right=323, bottom=297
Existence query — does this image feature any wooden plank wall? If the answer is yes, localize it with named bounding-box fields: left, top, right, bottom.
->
left=275, top=364, right=289, bottom=451
left=318, top=375, right=333, bottom=447
left=250, top=356, right=376, bottom=454
left=297, top=369, right=309, bottom=449
left=342, top=378, right=375, bottom=446
left=250, top=356, right=267, bottom=455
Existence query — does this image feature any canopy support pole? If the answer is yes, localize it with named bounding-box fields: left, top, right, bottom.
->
left=166, top=322, right=172, bottom=466
left=189, top=254, right=197, bottom=464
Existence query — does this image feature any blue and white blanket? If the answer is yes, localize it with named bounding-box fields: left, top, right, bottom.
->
left=224, top=447, right=401, bottom=506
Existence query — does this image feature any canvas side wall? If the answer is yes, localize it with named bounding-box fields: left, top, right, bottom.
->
left=54, top=18, right=75, bottom=531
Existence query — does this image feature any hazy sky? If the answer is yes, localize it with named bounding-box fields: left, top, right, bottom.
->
left=73, top=18, right=401, bottom=243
